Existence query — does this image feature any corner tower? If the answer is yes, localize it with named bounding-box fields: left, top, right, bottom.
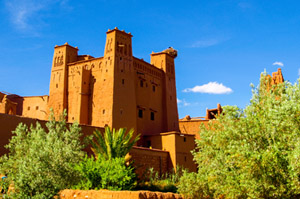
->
left=48, top=43, right=78, bottom=118
left=151, top=47, right=180, bottom=132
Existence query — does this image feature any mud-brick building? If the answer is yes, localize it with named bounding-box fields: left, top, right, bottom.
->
left=0, top=28, right=197, bottom=173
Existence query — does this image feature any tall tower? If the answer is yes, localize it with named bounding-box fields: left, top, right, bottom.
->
left=104, top=27, right=137, bottom=134
left=48, top=43, right=78, bottom=118
left=151, top=47, right=180, bottom=132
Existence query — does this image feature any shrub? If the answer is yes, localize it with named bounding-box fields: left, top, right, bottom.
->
left=0, top=112, right=84, bottom=198
left=179, top=74, right=300, bottom=198
left=74, top=155, right=137, bottom=190
left=91, top=127, right=140, bottom=160
left=136, top=166, right=185, bottom=193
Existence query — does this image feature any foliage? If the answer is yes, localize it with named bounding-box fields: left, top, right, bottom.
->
left=179, top=74, right=300, bottom=198
left=136, top=166, right=185, bottom=193
left=0, top=111, right=84, bottom=199
left=91, top=127, right=140, bottom=160
left=73, top=155, right=137, bottom=191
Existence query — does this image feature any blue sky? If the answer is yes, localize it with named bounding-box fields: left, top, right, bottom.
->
left=1, top=0, right=300, bottom=118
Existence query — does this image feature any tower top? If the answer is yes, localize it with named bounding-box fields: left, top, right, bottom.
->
left=151, top=47, right=177, bottom=58
left=106, top=27, right=133, bottom=37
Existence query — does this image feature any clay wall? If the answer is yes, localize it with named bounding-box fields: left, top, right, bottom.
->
left=59, top=189, right=184, bottom=199
left=0, top=113, right=102, bottom=156
left=21, top=96, right=49, bottom=120
left=0, top=93, right=17, bottom=115
left=146, top=132, right=197, bottom=172
left=129, top=146, right=170, bottom=178
left=179, top=120, right=210, bottom=140
left=133, top=58, right=164, bottom=137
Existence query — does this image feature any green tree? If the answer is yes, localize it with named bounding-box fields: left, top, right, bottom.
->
left=178, top=73, right=300, bottom=198
left=74, top=155, right=137, bottom=191
left=91, top=127, right=140, bottom=160
left=0, top=112, right=84, bottom=199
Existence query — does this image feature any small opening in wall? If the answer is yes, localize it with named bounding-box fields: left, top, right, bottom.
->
left=147, top=140, right=151, bottom=148
left=184, top=156, right=187, bottom=162
left=72, top=117, right=74, bottom=120
left=36, top=106, right=39, bottom=110
left=104, top=79, right=106, bottom=81
left=140, top=80, right=144, bottom=87
left=103, top=109, right=105, bottom=114
left=122, top=79, right=125, bottom=85
left=138, top=109, right=143, bottom=118
left=184, top=137, right=186, bottom=142
left=56, top=84, right=58, bottom=88
left=152, top=85, right=156, bottom=92
left=27, top=106, right=30, bottom=111
left=106, top=69, right=108, bottom=72
left=120, top=57, right=122, bottom=60
left=84, top=82, right=86, bottom=85
left=121, top=69, right=123, bottom=72
left=150, top=112, right=155, bottom=121
left=120, top=109, right=123, bottom=115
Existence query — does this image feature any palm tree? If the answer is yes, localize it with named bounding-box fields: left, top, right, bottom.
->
left=90, top=126, right=140, bottom=160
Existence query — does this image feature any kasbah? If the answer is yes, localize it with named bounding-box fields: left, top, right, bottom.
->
left=0, top=27, right=283, bottom=175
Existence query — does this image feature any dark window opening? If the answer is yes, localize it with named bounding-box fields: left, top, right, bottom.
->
left=147, top=140, right=151, bottom=148
left=36, top=106, right=39, bottom=110
left=27, top=106, right=30, bottom=111
left=56, top=84, right=58, bottom=88
left=122, top=79, right=125, bottom=85
left=138, top=109, right=143, bottom=118
left=103, top=109, right=105, bottom=114
left=120, top=57, right=122, bottom=60
left=152, top=85, right=156, bottom=92
left=151, top=112, right=155, bottom=121
left=140, top=80, right=144, bottom=87
left=184, top=137, right=186, bottom=142
left=184, top=156, right=187, bottom=162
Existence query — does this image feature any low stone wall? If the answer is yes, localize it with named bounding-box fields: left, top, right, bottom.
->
left=59, top=189, right=184, bottom=199
left=129, top=146, right=170, bottom=178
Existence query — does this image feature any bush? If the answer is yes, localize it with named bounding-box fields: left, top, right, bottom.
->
left=136, top=166, right=185, bottom=193
left=0, top=112, right=84, bottom=198
left=74, top=155, right=137, bottom=191
left=178, top=74, right=300, bottom=198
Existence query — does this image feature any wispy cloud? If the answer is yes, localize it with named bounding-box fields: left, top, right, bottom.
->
left=177, top=98, right=191, bottom=106
left=190, top=37, right=230, bottom=48
left=183, top=82, right=233, bottom=94
left=273, top=61, right=284, bottom=67
left=4, top=0, right=70, bottom=33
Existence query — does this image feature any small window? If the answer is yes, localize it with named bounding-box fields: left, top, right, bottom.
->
left=147, top=140, right=151, bottom=148
left=138, top=109, right=143, bottom=118
left=184, top=137, right=186, bottom=142
left=152, top=85, right=156, bottom=92
left=184, top=156, right=187, bottom=162
left=27, top=106, right=30, bottom=111
left=140, top=80, right=144, bottom=87
left=56, top=84, right=58, bottom=88
left=150, top=112, right=155, bottom=121
left=120, top=109, right=123, bottom=115
left=36, top=106, right=39, bottom=110
left=120, top=57, right=122, bottom=60
left=103, top=109, right=105, bottom=114
left=122, top=79, right=125, bottom=85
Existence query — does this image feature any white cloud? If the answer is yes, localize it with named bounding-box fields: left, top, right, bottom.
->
left=177, top=98, right=190, bottom=106
left=183, top=82, right=233, bottom=94
left=5, top=0, right=69, bottom=32
left=273, top=61, right=284, bottom=67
